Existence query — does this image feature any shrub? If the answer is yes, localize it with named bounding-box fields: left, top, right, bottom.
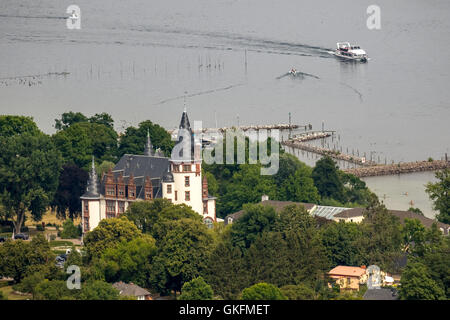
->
left=60, top=220, right=80, bottom=239
left=36, top=224, right=45, bottom=231
left=280, top=284, right=316, bottom=300
left=241, top=283, right=286, bottom=300
left=179, top=277, right=214, bottom=300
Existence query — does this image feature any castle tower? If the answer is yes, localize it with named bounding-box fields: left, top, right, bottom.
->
left=81, top=157, right=101, bottom=233
left=170, top=108, right=203, bottom=214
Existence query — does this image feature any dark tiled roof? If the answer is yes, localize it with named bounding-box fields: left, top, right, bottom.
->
left=388, top=210, right=449, bottom=234
left=114, top=154, right=169, bottom=180
left=225, top=200, right=316, bottom=224
left=330, top=208, right=449, bottom=234
left=363, top=288, right=398, bottom=300
left=334, top=208, right=365, bottom=219
left=112, top=282, right=150, bottom=297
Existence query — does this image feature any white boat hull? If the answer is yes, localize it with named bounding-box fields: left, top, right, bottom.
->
left=332, top=50, right=369, bottom=62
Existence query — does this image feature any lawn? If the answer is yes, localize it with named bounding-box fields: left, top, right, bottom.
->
left=50, top=240, right=75, bottom=247
left=0, top=281, right=31, bottom=300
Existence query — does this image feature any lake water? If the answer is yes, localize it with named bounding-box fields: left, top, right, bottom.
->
left=1, top=0, right=449, bottom=218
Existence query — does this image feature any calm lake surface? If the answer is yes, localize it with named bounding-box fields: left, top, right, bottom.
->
left=1, top=0, right=449, bottom=217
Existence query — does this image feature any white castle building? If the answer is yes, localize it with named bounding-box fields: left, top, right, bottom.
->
left=80, top=109, right=217, bottom=233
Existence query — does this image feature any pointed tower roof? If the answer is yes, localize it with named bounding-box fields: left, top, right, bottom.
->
left=144, top=129, right=153, bottom=156
left=179, top=107, right=191, bottom=131
left=81, top=156, right=100, bottom=199
left=173, top=108, right=195, bottom=161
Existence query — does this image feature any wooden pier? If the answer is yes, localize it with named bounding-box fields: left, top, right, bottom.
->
left=282, top=140, right=377, bottom=166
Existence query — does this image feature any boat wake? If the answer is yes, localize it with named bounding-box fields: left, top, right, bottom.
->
left=276, top=71, right=320, bottom=80
left=153, top=83, right=245, bottom=106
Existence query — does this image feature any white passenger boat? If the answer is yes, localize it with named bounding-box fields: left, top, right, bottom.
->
left=333, top=42, right=369, bottom=62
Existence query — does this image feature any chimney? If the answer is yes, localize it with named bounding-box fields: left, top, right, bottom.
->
left=261, top=194, right=269, bottom=202
left=361, top=265, right=366, bottom=269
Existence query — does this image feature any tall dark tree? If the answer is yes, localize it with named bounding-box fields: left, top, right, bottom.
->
left=230, top=203, right=277, bottom=251
left=217, top=165, right=277, bottom=217
left=426, top=169, right=450, bottom=224
left=149, top=218, right=213, bottom=296
left=321, top=220, right=363, bottom=267
left=0, top=133, right=62, bottom=233
left=204, top=241, right=249, bottom=299
left=312, top=156, right=345, bottom=202
left=89, top=112, right=114, bottom=129
left=117, top=120, right=174, bottom=158
left=54, top=112, right=89, bottom=130
left=356, top=201, right=403, bottom=271
left=52, top=122, right=118, bottom=168
left=51, top=164, right=89, bottom=220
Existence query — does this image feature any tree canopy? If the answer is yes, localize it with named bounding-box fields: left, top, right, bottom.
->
left=241, top=283, right=285, bottom=300
left=178, top=276, right=214, bottom=300
left=0, top=132, right=62, bottom=233
left=426, top=169, right=450, bottom=224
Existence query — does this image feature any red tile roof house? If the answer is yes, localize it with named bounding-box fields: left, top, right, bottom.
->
left=328, top=266, right=369, bottom=291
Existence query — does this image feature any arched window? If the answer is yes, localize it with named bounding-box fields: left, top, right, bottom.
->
left=204, top=218, right=213, bottom=229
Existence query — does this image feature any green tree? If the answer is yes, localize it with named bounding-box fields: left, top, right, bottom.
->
left=124, top=199, right=200, bottom=240
left=312, top=156, right=345, bottom=203
left=178, top=276, right=214, bottom=300
left=96, top=160, right=115, bottom=178
left=277, top=166, right=320, bottom=203
left=204, top=240, right=249, bottom=300
left=54, top=112, right=89, bottom=130
left=280, top=284, right=316, bottom=300
left=241, top=283, right=285, bottom=300
left=217, top=164, right=278, bottom=217
left=52, top=122, right=118, bottom=168
left=401, top=218, right=427, bottom=254
left=408, top=207, right=424, bottom=216
left=321, top=221, right=363, bottom=267
left=356, top=201, right=403, bottom=271
left=83, top=216, right=141, bottom=260
left=117, top=120, right=174, bottom=157
left=340, top=172, right=374, bottom=206
left=0, top=133, right=63, bottom=233
left=60, top=219, right=81, bottom=239
left=0, top=115, right=40, bottom=137
left=230, top=203, right=277, bottom=250
left=78, top=280, right=120, bottom=300
left=0, top=235, right=55, bottom=283
left=34, top=279, right=73, bottom=300
left=150, top=218, right=213, bottom=296
left=89, top=113, right=114, bottom=129
left=95, top=235, right=157, bottom=288
left=399, top=262, right=445, bottom=300
left=51, top=164, right=88, bottom=220
left=426, top=169, right=450, bottom=224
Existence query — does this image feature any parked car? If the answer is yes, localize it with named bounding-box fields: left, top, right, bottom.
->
left=14, top=233, right=29, bottom=240
left=0, top=236, right=6, bottom=242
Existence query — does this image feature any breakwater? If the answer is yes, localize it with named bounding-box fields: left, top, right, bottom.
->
left=291, top=131, right=333, bottom=142
left=343, top=160, right=450, bottom=177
